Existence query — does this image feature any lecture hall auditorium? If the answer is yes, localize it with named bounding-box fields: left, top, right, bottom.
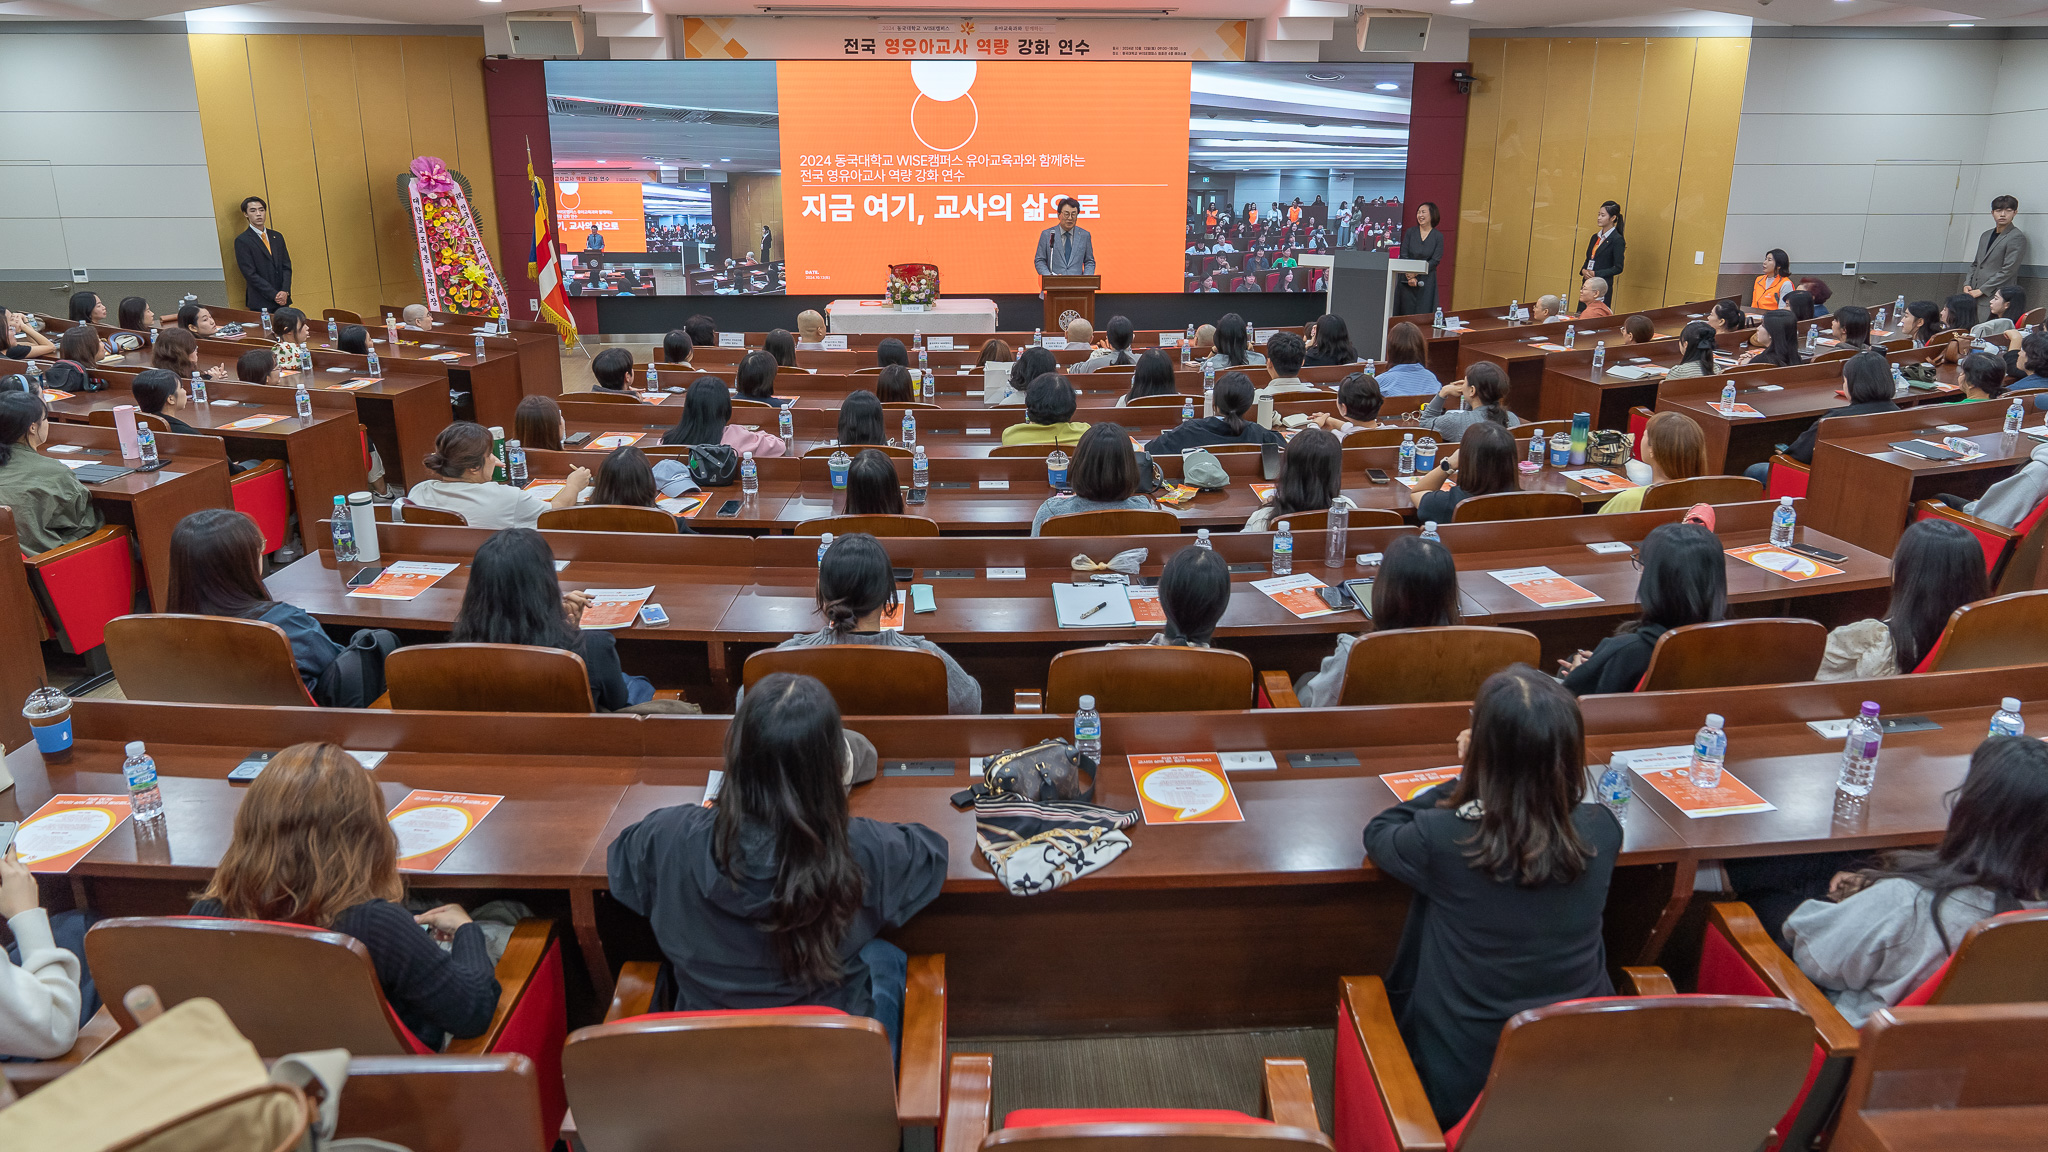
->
left=2, top=4, right=2047, bottom=1151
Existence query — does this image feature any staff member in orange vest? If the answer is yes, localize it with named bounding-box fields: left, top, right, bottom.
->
left=232, top=196, right=292, bottom=312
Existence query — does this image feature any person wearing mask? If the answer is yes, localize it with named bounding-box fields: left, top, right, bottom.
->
left=766, top=534, right=982, bottom=713
left=0, top=838, right=86, bottom=1059
left=1600, top=411, right=1707, bottom=515
left=1527, top=296, right=1561, bottom=325
left=1073, top=316, right=1138, bottom=373
left=1818, top=518, right=1987, bottom=680
left=1295, top=535, right=1460, bottom=706
left=874, top=338, right=909, bottom=369
left=1201, top=314, right=1265, bottom=371
left=1394, top=202, right=1444, bottom=317
left=1558, top=521, right=1726, bottom=694
left=661, top=330, right=696, bottom=369
left=607, top=671, right=947, bottom=1047
left=513, top=394, right=565, bottom=453
left=1739, top=312, right=1803, bottom=368
left=1001, top=374, right=1090, bottom=447
left=4, top=309, right=56, bottom=361
left=763, top=329, right=802, bottom=370
left=1963, top=194, right=2026, bottom=302
left=1744, top=352, right=1899, bottom=482
left=1829, top=305, right=1874, bottom=351
left=1303, top=314, right=1358, bottom=367
left=1664, top=322, right=1720, bottom=380
left=796, top=310, right=827, bottom=347
left=407, top=421, right=589, bottom=528
left=1244, top=426, right=1353, bottom=532
left=1375, top=322, right=1441, bottom=397
left=1031, top=423, right=1158, bottom=535
left=1136, top=545, right=1230, bottom=648
left=1752, top=249, right=1794, bottom=310
left=168, top=508, right=341, bottom=691
left=1255, top=332, right=1312, bottom=400
left=685, top=315, right=717, bottom=349
left=68, top=291, right=105, bottom=325
left=233, top=196, right=293, bottom=310
left=1621, top=314, right=1657, bottom=345
left=1145, top=370, right=1280, bottom=454
left=1363, top=665, right=1622, bottom=1126
left=193, top=742, right=498, bottom=1049
left=1576, top=278, right=1613, bottom=319
left=1707, top=301, right=1751, bottom=336
left=1782, top=735, right=2048, bottom=1026
left=1117, top=350, right=1179, bottom=407
left=976, top=339, right=1014, bottom=370
left=1581, top=200, right=1624, bottom=303
left=1412, top=421, right=1518, bottom=524
left=451, top=528, right=652, bottom=708
left=336, top=324, right=370, bottom=355
left=843, top=449, right=906, bottom=517
left=836, top=390, right=888, bottom=447
left=659, top=377, right=787, bottom=458
left=1311, top=372, right=1391, bottom=439
left=174, top=303, right=220, bottom=338
left=735, top=350, right=790, bottom=408
left=1973, top=285, right=2027, bottom=339
left=116, top=296, right=157, bottom=333
left=590, top=347, right=636, bottom=393
left=0, top=392, right=103, bottom=554
left=152, top=326, right=226, bottom=382
left=874, top=364, right=916, bottom=405
left=1415, top=361, right=1520, bottom=443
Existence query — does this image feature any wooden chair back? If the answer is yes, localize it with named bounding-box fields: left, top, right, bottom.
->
left=1451, top=491, right=1580, bottom=523
left=1722, top=363, right=1777, bottom=376
left=731, top=397, right=776, bottom=409
left=536, top=505, right=679, bottom=534
left=1039, top=509, right=1182, bottom=537
left=105, top=614, right=318, bottom=707
left=1638, top=619, right=1828, bottom=692
left=742, top=645, right=950, bottom=715
left=394, top=503, right=468, bottom=526
left=563, top=1014, right=901, bottom=1152
left=84, top=918, right=415, bottom=1055
left=1924, top=590, right=2048, bottom=671
left=1833, top=1003, right=2048, bottom=1152
left=1124, top=394, right=1204, bottom=408
left=795, top=514, right=942, bottom=537
left=803, top=443, right=913, bottom=458
left=385, top=643, right=596, bottom=713
left=991, top=441, right=1082, bottom=457
left=1450, top=996, right=1814, bottom=1152
left=1338, top=627, right=1541, bottom=706
left=880, top=401, right=941, bottom=410
left=1813, top=347, right=1857, bottom=364
left=568, top=389, right=647, bottom=404
left=1639, top=475, right=1765, bottom=510
left=86, top=409, right=171, bottom=433
left=322, top=308, right=366, bottom=326
left=336, top=1055, right=548, bottom=1152
left=1044, top=646, right=1255, bottom=713
left=1926, top=909, right=2048, bottom=1005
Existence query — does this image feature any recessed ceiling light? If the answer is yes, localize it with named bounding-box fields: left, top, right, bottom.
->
left=718, top=158, right=732, bottom=162
left=1949, top=20, right=1974, bottom=24
left=1449, top=1, right=1472, bottom=6
left=1374, top=82, right=1399, bottom=91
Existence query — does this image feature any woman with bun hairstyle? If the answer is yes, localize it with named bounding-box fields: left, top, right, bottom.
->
left=405, top=421, right=589, bottom=529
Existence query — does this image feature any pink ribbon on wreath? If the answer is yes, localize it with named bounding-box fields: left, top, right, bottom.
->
left=410, top=156, right=458, bottom=196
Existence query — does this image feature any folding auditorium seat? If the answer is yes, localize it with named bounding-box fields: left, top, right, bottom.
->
left=1016, top=644, right=1255, bottom=714
left=229, top=460, right=291, bottom=555
left=1765, top=454, right=1809, bottom=500
left=1638, top=475, right=1765, bottom=509
left=1636, top=619, right=1827, bottom=691
left=1913, top=589, right=2048, bottom=671
left=22, top=521, right=135, bottom=657
left=743, top=645, right=949, bottom=715
left=1262, top=626, right=1541, bottom=708
left=945, top=1056, right=1331, bottom=1149
left=1912, top=495, right=2048, bottom=592
left=105, top=614, right=319, bottom=706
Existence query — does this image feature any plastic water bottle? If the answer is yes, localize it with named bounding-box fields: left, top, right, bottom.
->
left=646, top=362, right=658, bottom=390
left=901, top=408, right=916, bottom=446
left=331, top=495, right=357, bottom=562
left=1591, top=341, right=1605, bottom=375
left=918, top=346, right=929, bottom=376
left=327, top=316, right=339, bottom=344
left=1202, top=361, right=1216, bottom=395
left=1875, top=306, right=1888, bottom=329
left=1529, top=432, right=1546, bottom=467
left=913, top=329, right=923, bottom=349
left=366, top=347, right=380, bottom=376
left=1690, top=714, right=1727, bottom=790
left=1894, top=294, right=1906, bottom=317
left=1181, top=338, right=1193, bottom=366
left=740, top=450, right=758, bottom=496
left=189, top=371, right=206, bottom=406
left=137, top=426, right=158, bottom=467
left=1771, top=496, right=1796, bottom=547
left=911, top=444, right=929, bottom=503
left=1194, top=528, right=1213, bottom=550
left=817, top=532, right=833, bottom=564
left=1806, top=324, right=1819, bottom=351
left=1397, top=434, right=1415, bottom=476
left=1837, top=701, right=1883, bottom=798
left=1420, top=520, right=1440, bottom=542
left=507, top=439, right=528, bottom=486
left=1272, top=520, right=1293, bottom=575
left=1509, top=299, right=1520, bottom=324
left=1990, top=697, right=2025, bottom=737
left=1892, top=363, right=1907, bottom=393
left=778, top=404, right=794, bottom=440
left=123, top=741, right=164, bottom=822
left=1033, top=327, right=1043, bottom=347
left=2007, top=396, right=2025, bottom=434
left=921, top=366, right=935, bottom=401
left=147, top=327, right=157, bottom=346
left=1325, top=502, right=1348, bottom=568
left=1433, top=305, right=1445, bottom=329
left=260, top=306, right=271, bottom=334
left=1565, top=324, right=1577, bottom=349
left=474, top=334, right=486, bottom=359
left=294, top=381, right=313, bottom=420
left=385, top=314, right=399, bottom=347
left=1720, top=379, right=1737, bottom=412
left=1181, top=395, right=1195, bottom=422
left=1363, top=359, right=1376, bottom=379
left=1074, top=695, right=1103, bottom=761
left=1597, top=752, right=1633, bottom=816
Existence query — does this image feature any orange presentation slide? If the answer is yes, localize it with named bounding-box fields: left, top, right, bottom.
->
left=777, top=60, right=1190, bottom=294
left=555, top=181, right=648, bottom=253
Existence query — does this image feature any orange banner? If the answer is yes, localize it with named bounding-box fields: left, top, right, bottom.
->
left=776, top=60, right=1189, bottom=294
left=556, top=181, right=647, bottom=255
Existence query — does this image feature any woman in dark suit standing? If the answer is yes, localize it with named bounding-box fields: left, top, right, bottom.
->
left=1394, top=201, right=1444, bottom=318
left=1582, top=200, right=1624, bottom=307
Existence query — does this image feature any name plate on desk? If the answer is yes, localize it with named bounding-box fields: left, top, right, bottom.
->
left=901, top=303, right=927, bottom=313
left=929, top=336, right=955, bottom=351
left=718, top=332, right=745, bottom=348
left=821, top=335, right=849, bottom=350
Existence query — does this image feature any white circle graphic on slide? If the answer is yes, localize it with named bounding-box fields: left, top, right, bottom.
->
left=910, top=61, right=978, bottom=153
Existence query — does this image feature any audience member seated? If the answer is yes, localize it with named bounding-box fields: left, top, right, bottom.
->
left=1798, top=276, right=1833, bottom=315
left=1665, top=321, right=1719, bottom=380
left=1136, top=544, right=1229, bottom=648
left=837, top=390, right=888, bottom=447
left=1621, top=314, right=1656, bottom=345
left=1413, top=421, right=1517, bottom=523
left=736, top=350, right=790, bottom=407
left=400, top=304, right=433, bottom=331
left=1946, top=433, right=2048, bottom=531
left=1818, top=518, right=1986, bottom=680
left=1375, top=322, right=1440, bottom=397
left=336, top=324, right=370, bottom=355
left=169, top=508, right=343, bottom=692
left=1201, top=314, right=1266, bottom=371
left=1311, top=371, right=1390, bottom=438
left=2012, top=330, right=2048, bottom=394
left=1708, top=301, right=1751, bottom=334
left=270, top=306, right=312, bottom=347
left=1002, top=374, right=1090, bottom=447
left=130, top=368, right=199, bottom=435
left=0, top=840, right=86, bottom=1059
left=1145, top=370, right=1280, bottom=453
left=876, top=338, right=909, bottom=369
left=513, top=394, right=565, bottom=452
left=874, top=364, right=916, bottom=404
left=590, top=347, right=635, bottom=393
left=1528, top=295, right=1560, bottom=324
left=660, top=377, right=787, bottom=458
left=1942, top=293, right=1978, bottom=339
left=236, top=347, right=279, bottom=386
left=1577, top=278, right=1612, bottom=318
left=1064, top=318, right=1094, bottom=350
left=1954, top=350, right=2009, bottom=403
left=1303, top=313, right=1357, bottom=367
left=1032, top=423, right=1158, bottom=535
left=1601, top=411, right=1706, bottom=515
left=606, top=670, right=947, bottom=1045
left=1782, top=289, right=1815, bottom=324
left=1973, top=284, right=2026, bottom=339
left=1829, top=305, right=1873, bottom=351
left=1363, top=665, right=1622, bottom=1127
left=58, top=323, right=108, bottom=370
left=1900, top=300, right=1943, bottom=349
left=3, top=309, right=56, bottom=361
left=1255, top=332, right=1311, bottom=399
left=1245, top=426, right=1352, bottom=531
left=661, top=329, right=695, bottom=368
left=1296, top=535, right=1461, bottom=706
left=1752, top=249, right=1793, bottom=310
left=1740, top=312, right=1803, bottom=368
left=116, top=296, right=157, bottom=332
left=1782, top=735, right=2048, bottom=1025
left=1074, top=316, right=1137, bottom=373
left=1117, top=350, right=1178, bottom=407
left=1415, top=361, right=1520, bottom=442
left=976, top=339, right=1014, bottom=370
left=1559, top=521, right=1725, bottom=695
left=174, top=302, right=220, bottom=337
left=763, top=328, right=799, bottom=369
left=1744, top=351, right=1898, bottom=483
left=0, top=391, right=104, bottom=554
left=68, top=291, right=104, bottom=325
left=685, top=315, right=717, bottom=348
left=192, top=742, right=501, bottom=1049
left=408, top=421, right=589, bottom=529
left=152, top=326, right=224, bottom=382
left=451, top=528, right=653, bottom=710
left=763, top=533, right=982, bottom=714
left=796, top=309, right=827, bottom=346
left=844, top=448, right=905, bottom=516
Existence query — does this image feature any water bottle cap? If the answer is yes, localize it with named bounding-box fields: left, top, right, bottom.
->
left=820, top=532, right=833, bottom=544
left=1861, top=701, right=1881, bottom=717
left=1197, top=528, right=1210, bottom=537
left=126, top=740, right=146, bottom=757
left=742, top=450, right=753, bottom=460
left=1780, top=496, right=1793, bottom=506
left=1423, top=521, right=1437, bottom=531
left=1705, top=714, right=1724, bottom=728
left=1402, top=433, right=1413, bottom=442
left=1079, top=695, right=1095, bottom=710
left=2004, top=697, right=2023, bottom=711
left=1277, top=520, right=1290, bottom=531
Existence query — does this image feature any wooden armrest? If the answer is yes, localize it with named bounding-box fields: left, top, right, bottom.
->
left=1261, top=1056, right=1320, bottom=1131
left=27, top=524, right=128, bottom=566
left=446, top=918, right=554, bottom=1055
left=898, top=953, right=947, bottom=1127
left=1260, top=671, right=1303, bottom=708
left=1619, top=966, right=1676, bottom=996
left=604, top=960, right=661, bottom=1023
left=939, top=1053, right=993, bottom=1152
left=1770, top=452, right=1808, bottom=474
left=1914, top=499, right=2017, bottom=539
left=651, top=689, right=687, bottom=701
left=1013, top=690, right=1043, bottom=715
left=1708, top=902, right=1860, bottom=1056
left=1340, top=975, right=1445, bottom=1152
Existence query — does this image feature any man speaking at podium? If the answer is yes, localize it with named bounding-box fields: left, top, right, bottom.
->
left=1034, top=197, right=1096, bottom=277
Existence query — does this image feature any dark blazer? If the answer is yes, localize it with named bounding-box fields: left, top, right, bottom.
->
left=1786, top=399, right=1900, bottom=465
left=233, top=227, right=292, bottom=312
left=1561, top=624, right=1668, bottom=696
left=1583, top=230, right=1624, bottom=302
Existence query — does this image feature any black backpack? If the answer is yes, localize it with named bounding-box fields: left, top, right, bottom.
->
left=687, top=444, right=740, bottom=487
left=315, top=628, right=400, bottom=708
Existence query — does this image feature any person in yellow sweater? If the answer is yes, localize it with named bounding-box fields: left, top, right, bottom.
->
left=1601, top=411, right=1707, bottom=515
left=1000, top=374, right=1091, bottom=446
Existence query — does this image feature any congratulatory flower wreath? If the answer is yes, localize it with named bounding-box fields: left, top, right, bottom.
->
left=404, top=156, right=509, bottom=319
left=887, top=262, right=940, bottom=307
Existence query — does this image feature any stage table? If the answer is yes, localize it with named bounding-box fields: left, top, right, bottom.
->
left=827, top=299, right=1000, bottom=335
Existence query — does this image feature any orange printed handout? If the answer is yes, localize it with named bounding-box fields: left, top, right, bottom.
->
left=1624, top=747, right=1777, bottom=818
left=15, top=795, right=132, bottom=873
left=1726, top=544, right=1843, bottom=582
left=1251, top=573, right=1337, bottom=618
left=347, top=561, right=459, bottom=601
left=1378, top=766, right=1462, bottom=801
left=577, top=586, right=655, bottom=630
left=388, top=790, right=503, bottom=871
left=1129, top=753, right=1244, bottom=825
left=1490, top=566, right=1602, bottom=608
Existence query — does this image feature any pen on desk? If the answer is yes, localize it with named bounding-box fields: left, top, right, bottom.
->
left=1078, top=600, right=1107, bottom=620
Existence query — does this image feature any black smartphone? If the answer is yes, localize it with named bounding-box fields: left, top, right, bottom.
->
left=564, top=431, right=592, bottom=447
left=346, top=566, right=386, bottom=587
left=1319, top=584, right=1354, bottom=610
left=134, top=460, right=170, bottom=473
left=1261, top=441, right=1281, bottom=480
left=1788, top=542, right=1849, bottom=564
left=1365, top=468, right=1391, bottom=485
left=715, top=498, right=742, bottom=518
left=228, top=752, right=274, bottom=782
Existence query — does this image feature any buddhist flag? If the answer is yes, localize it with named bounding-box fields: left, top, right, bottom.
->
left=528, top=142, right=579, bottom=349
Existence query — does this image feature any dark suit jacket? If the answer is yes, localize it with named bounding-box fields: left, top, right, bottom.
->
left=1583, top=230, right=1624, bottom=301
left=233, top=228, right=292, bottom=311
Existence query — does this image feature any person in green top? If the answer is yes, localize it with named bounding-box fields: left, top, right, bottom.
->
left=0, top=392, right=103, bottom=555
left=1600, top=411, right=1707, bottom=516
left=999, top=373, right=1090, bottom=447
left=1273, top=249, right=1298, bottom=268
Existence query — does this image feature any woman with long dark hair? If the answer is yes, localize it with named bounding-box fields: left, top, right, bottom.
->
left=1364, top=665, right=1621, bottom=1124
left=1117, top=350, right=1179, bottom=407
left=607, top=671, right=948, bottom=1049
left=1144, top=370, right=1280, bottom=453
left=450, top=527, right=651, bottom=710
left=1665, top=321, right=1720, bottom=379
left=1741, top=312, right=1804, bottom=369
left=1784, top=735, right=2048, bottom=1024
left=1416, top=361, right=1520, bottom=442
left=407, top=422, right=588, bottom=529
left=836, top=390, right=888, bottom=447
left=873, top=364, right=916, bottom=404
left=843, top=448, right=905, bottom=516
left=1413, top=421, right=1517, bottom=523
left=116, top=296, right=157, bottom=332
left=0, top=391, right=101, bottom=554
left=1582, top=200, right=1624, bottom=303
left=150, top=326, right=224, bottom=382
left=1303, top=313, right=1358, bottom=368
left=735, top=350, right=791, bottom=408
left=1394, top=202, right=1444, bottom=317
left=1745, top=351, right=1900, bottom=483
left=1201, top=313, right=1265, bottom=371
left=168, top=509, right=340, bottom=693
left=1244, top=426, right=1352, bottom=531
left=1560, top=521, right=1726, bottom=694
left=1818, top=518, right=1987, bottom=678
left=763, top=328, right=800, bottom=369
left=589, top=446, right=659, bottom=507
left=1297, top=535, right=1461, bottom=706
left=1074, top=315, right=1137, bottom=373
left=1902, top=300, right=1944, bottom=349
left=661, top=377, right=786, bottom=457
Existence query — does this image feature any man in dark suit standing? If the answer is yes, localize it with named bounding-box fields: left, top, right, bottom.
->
left=232, top=196, right=291, bottom=312
left=1033, top=197, right=1095, bottom=277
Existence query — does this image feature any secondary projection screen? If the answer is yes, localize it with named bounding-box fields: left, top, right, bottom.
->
left=543, top=60, right=1412, bottom=297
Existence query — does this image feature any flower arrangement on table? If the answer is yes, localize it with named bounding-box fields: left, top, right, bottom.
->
left=404, top=156, right=509, bottom=320
left=886, top=263, right=940, bottom=307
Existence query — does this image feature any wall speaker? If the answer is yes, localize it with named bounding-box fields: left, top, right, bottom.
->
left=1357, top=15, right=1430, bottom=53
left=507, top=15, right=584, bottom=58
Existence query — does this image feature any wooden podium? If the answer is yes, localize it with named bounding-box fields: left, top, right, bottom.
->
left=1042, top=275, right=1100, bottom=332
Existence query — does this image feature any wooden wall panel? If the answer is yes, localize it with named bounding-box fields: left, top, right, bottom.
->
left=1484, top=39, right=1549, bottom=305
left=351, top=37, right=421, bottom=308
left=1452, top=39, right=1505, bottom=309
left=1667, top=37, right=1750, bottom=304
left=302, top=37, right=379, bottom=318
left=1527, top=38, right=1596, bottom=305
left=245, top=35, right=332, bottom=316
left=1621, top=38, right=1697, bottom=313
left=448, top=48, right=501, bottom=273
left=402, top=37, right=461, bottom=176
left=187, top=36, right=264, bottom=308
left=1578, top=38, right=1646, bottom=308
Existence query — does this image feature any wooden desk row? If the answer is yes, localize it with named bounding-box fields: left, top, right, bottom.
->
left=1656, top=357, right=1963, bottom=477
left=1808, top=398, right=2044, bottom=554
left=38, top=425, right=232, bottom=609
left=10, top=662, right=2033, bottom=1032
left=1394, top=296, right=1739, bottom=380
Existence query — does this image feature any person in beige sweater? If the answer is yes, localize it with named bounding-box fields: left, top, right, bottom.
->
left=1817, top=519, right=1987, bottom=680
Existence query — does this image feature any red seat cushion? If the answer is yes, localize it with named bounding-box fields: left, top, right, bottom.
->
left=1697, top=926, right=1825, bottom=1151
left=1443, top=1096, right=1480, bottom=1148
left=1766, top=461, right=1809, bottom=500
left=626, top=1005, right=848, bottom=1022
left=1895, top=956, right=1953, bottom=1007
left=1005, top=1109, right=1267, bottom=1129
left=33, top=533, right=134, bottom=651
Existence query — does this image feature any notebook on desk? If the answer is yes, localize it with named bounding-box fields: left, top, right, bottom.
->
left=70, top=463, right=135, bottom=484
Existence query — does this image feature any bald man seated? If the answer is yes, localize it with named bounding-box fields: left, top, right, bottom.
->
left=401, top=303, right=434, bottom=332
left=1064, top=318, right=1094, bottom=347
left=1529, top=295, right=1563, bottom=324
left=1578, top=278, right=1613, bottom=318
